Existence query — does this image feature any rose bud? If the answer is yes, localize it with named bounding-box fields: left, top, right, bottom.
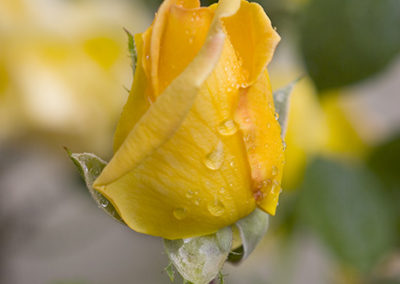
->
left=93, top=0, right=284, bottom=240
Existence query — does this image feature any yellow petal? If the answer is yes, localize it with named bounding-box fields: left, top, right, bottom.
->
left=113, top=33, right=151, bottom=152
left=148, top=0, right=203, bottom=98
left=234, top=70, right=285, bottom=215
left=94, top=0, right=246, bottom=239
left=221, top=0, right=280, bottom=86
left=156, top=5, right=214, bottom=96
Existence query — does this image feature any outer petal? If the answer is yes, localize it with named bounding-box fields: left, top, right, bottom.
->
left=221, top=0, right=280, bottom=86
left=94, top=0, right=244, bottom=239
left=234, top=70, right=285, bottom=215
left=113, top=32, right=151, bottom=152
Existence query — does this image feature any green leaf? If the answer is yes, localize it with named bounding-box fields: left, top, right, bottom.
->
left=164, top=262, right=176, bottom=283
left=164, top=227, right=232, bottom=284
left=228, top=208, right=269, bottom=264
left=367, top=134, right=400, bottom=245
left=217, top=271, right=225, bottom=284
left=299, top=0, right=400, bottom=91
left=273, top=78, right=299, bottom=138
left=65, top=148, right=125, bottom=224
left=368, top=134, right=400, bottom=193
left=298, top=158, right=396, bottom=272
left=124, top=27, right=137, bottom=75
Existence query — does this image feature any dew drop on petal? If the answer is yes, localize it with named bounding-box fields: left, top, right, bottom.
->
left=207, top=199, right=225, bottom=216
left=186, top=190, right=194, bottom=199
left=274, top=112, right=280, bottom=120
left=173, top=207, right=187, bottom=220
left=100, top=199, right=109, bottom=208
left=194, top=198, right=201, bottom=206
left=204, top=142, right=224, bottom=170
left=218, top=119, right=237, bottom=136
left=271, top=180, right=280, bottom=194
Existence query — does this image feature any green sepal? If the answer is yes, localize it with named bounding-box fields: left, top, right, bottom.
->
left=164, top=227, right=232, bottom=284
left=164, top=262, right=176, bottom=283
left=124, top=27, right=137, bottom=75
left=65, top=148, right=125, bottom=225
left=227, top=208, right=269, bottom=264
left=273, top=77, right=301, bottom=138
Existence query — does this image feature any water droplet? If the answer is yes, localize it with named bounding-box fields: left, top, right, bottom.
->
left=145, top=54, right=150, bottom=60
left=283, top=141, right=287, bottom=151
left=218, top=119, right=237, bottom=136
left=271, top=180, right=280, bottom=194
left=244, top=134, right=254, bottom=142
left=186, top=190, right=194, bottom=199
left=272, top=166, right=278, bottom=176
left=208, top=199, right=225, bottom=216
left=188, top=37, right=194, bottom=44
left=173, top=208, right=187, bottom=220
left=274, top=112, right=280, bottom=120
left=244, top=117, right=251, bottom=123
left=253, top=190, right=264, bottom=201
left=267, top=123, right=271, bottom=129
left=255, top=179, right=271, bottom=191
left=229, top=183, right=233, bottom=187
left=100, top=199, right=109, bottom=208
left=263, top=179, right=272, bottom=187
left=204, top=142, right=224, bottom=170
left=194, top=198, right=201, bottom=206
left=229, top=161, right=235, bottom=167
left=248, top=145, right=256, bottom=153
left=219, top=187, right=226, bottom=194
left=227, top=87, right=232, bottom=92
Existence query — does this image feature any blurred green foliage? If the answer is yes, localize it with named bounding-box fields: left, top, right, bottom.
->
left=368, top=135, right=400, bottom=245
left=299, top=0, right=400, bottom=91
left=298, top=158, right=396, bottom=272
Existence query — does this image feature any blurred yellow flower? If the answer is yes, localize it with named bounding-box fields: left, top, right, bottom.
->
left=94, top=0, right=284, bottom=239
left=0, top=0, right=149, bottom=152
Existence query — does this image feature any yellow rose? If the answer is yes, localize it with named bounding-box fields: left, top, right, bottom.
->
left=93, top=0, right=283, bottom=240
